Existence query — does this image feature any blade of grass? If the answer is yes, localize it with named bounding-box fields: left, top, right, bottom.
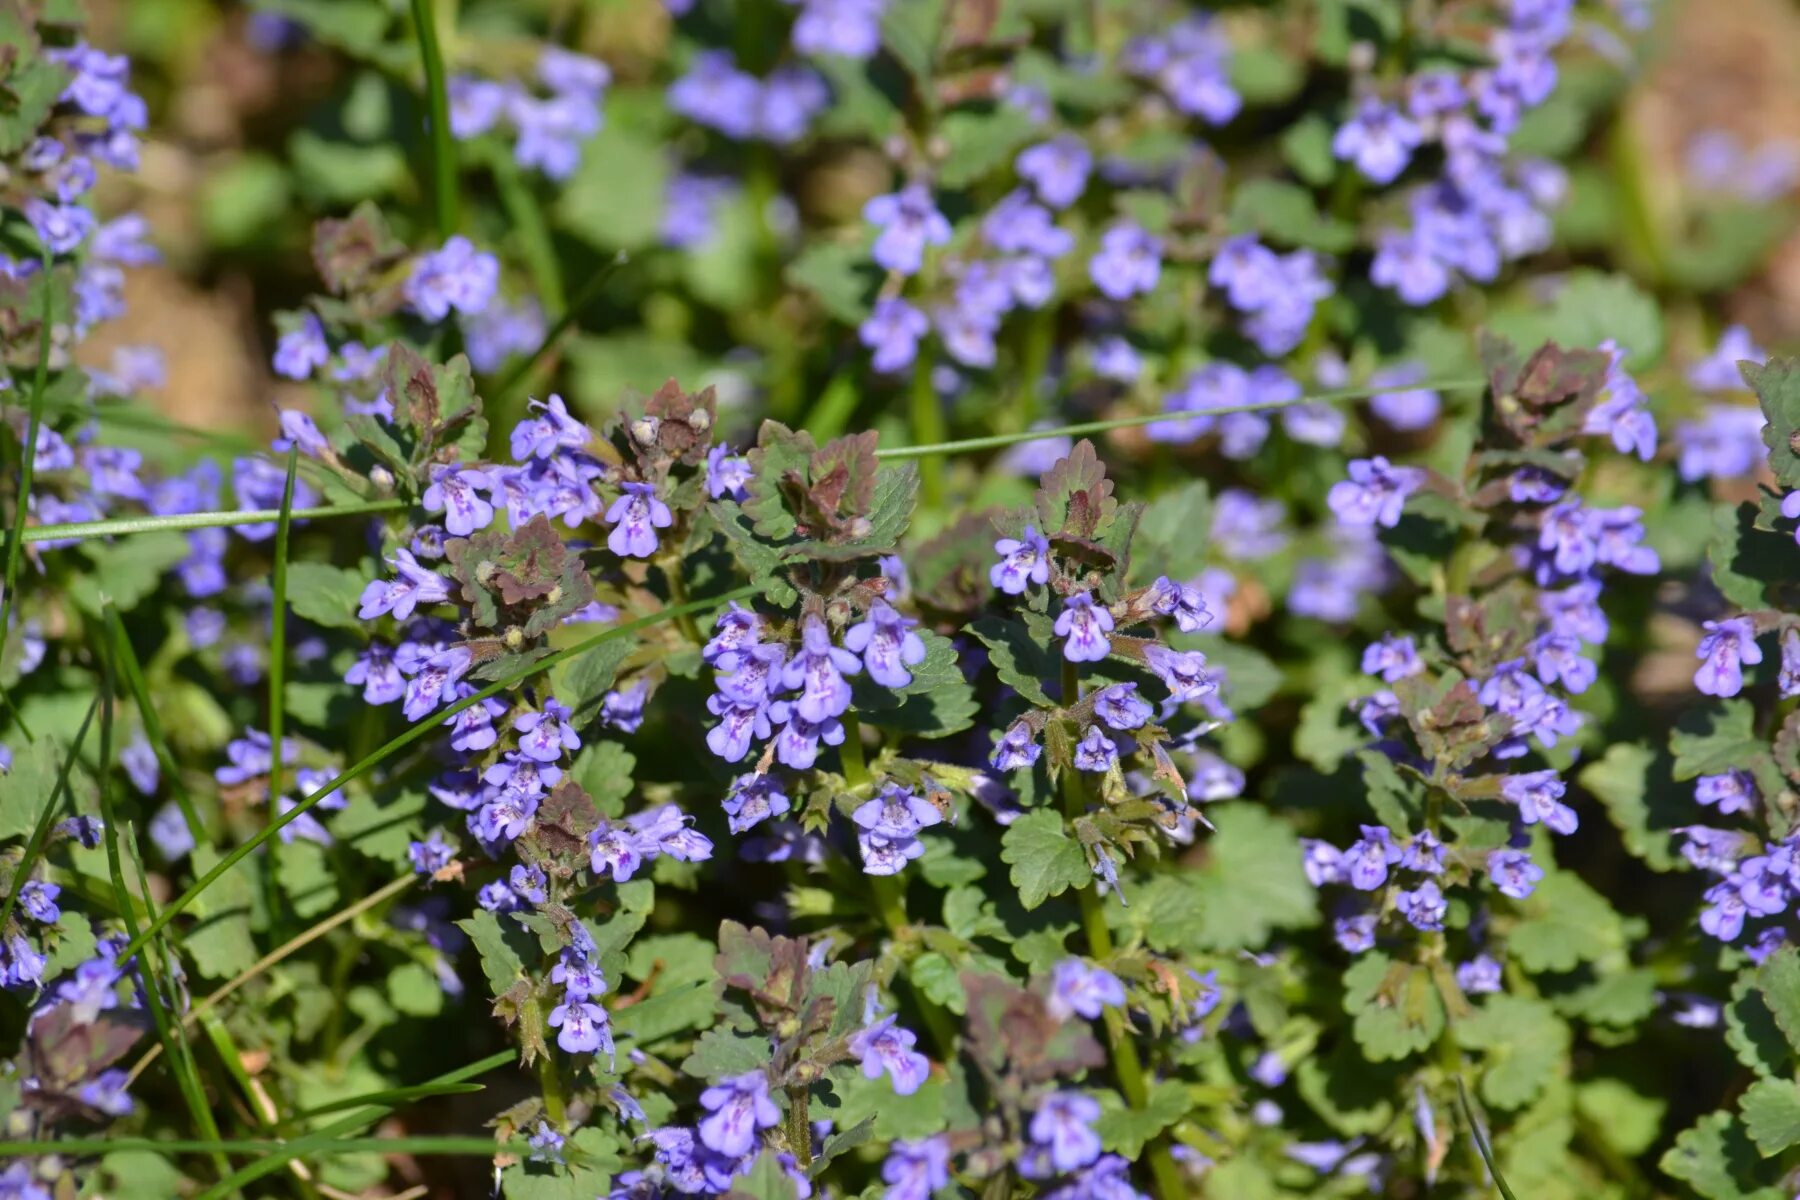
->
left=265, top=447, right=300, bottom=937
left=115, top=585, right=756, bottom=963
left=872, top=378, right=1490, bottom=460
left=12, top=498, right=408, bottom=548
left=292, top=1082, right=486, bottom=1120
left=102, top=603, right=207, bottom=845
left=0, top=1135, right=525, bottom=1158
left=125, top=871, right=419, bottom=1086
left=907, top=355, right=946, bottom=509
left=0, top=260, right=53, bottom=742
left=1457, top=1075, right=1520, bottom=1200
left=96, top=638, right=234, bottom=1185
left=0, top=696, right=97, bottom=931
left=408, top=0, right=458, bottom=239
left=196, top=1050, right=520, bottom=1198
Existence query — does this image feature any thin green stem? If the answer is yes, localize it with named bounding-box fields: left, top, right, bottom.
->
left=536, top=1041, right=567, bottom=1128
left=0, top=262, right=53, bottom=741
left=11, top=498, right=408, bottom=547
left=784, top=1085, right=813, bottom=1169
left=908, top=356, right=946, bottom=509
left=838, top=710, right=870, bottom=788
left=127, top=872, right=418, bottom=1085
left=96, top=645, right=234, bottom=1186
left=488, top=145, right=566, bottom=314
left=1059, top=663, right=1182, bottom=1200
left=103, top=604, right=207, bottom=845
left=0, top=1136, right=524, bottom=1160
left=873, top=378, right=1489, bottom=461
left=409, top=0, right=459, bottom=239
left=265, top=448, right=300, bottom=937
left=0, top=696, right=97, bottom=931
left=115, top=585, right=756, bottom=964
left=1457, top=1076, right=1520, bottom=1200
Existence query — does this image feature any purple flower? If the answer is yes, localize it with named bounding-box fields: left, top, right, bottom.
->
left=17, top=880, right=59, bottom=924
left=1016, top=136, right=1091, bottom=208
left=1689, top=324, right=1765, bottom=392
left=792, top=0, right=885, bottom=58
left=991, top=525, right=1051, bottom=594
left=698, top=1071, right=780, bottom=1158
left=1073, top=726, right=1119, bottom=773
left=1695, top=617, right=1762, bottom=698
left=1301, top=840, right=1343, bottom=886
left=865, top=184, right=951, bottom=276
left=1530, top=633, right=1595, bottom=694
left=990, top=721, right=1042, bottom=772
left=514, top=698, right=581, bottom=763
left=1046, top=959, right=1126, bottom=1020
left=405, top=236, right=500, bottom=322
left=358, top=550, right=452, bottom=621
left=1093, top=683, right=1152, bottom=731
left=1781, top=628, right=1800, bottom=698
left=273, top=313, right=328, bottom=379
left=1676, top=405, right=1766, bottom=483
left=781, top=615, right=860, bottom=723
left=424, top=464, right=496, bottom=537
left=706, top=695, right=773, bottom=762
left=1696, top=770, right=1757, bottom=816
left=882, top=1137, right=952, bottom=1200
left=722, top=773, right=790, bottom=834
left=1396, top=880, right=1446, bottom=931
left=859, top=298, right=929, bottom=373
left=1343, top=825, right=1402, bottom=890
left=1701, top=881, right=1747, bottom=941
left=1334, top=910, right=1378, bottom=954
left=605, top=482, right=673, bottom=558
left=1053, top=592, right=1114, bottom=663
left=1361, top=634, right=1423, bottom=683
left=1088, top=223, right=1162, bottom=300
left=346, top=643, right=405, bottom=705
left=408, top=832, right=456, bottom=875
left=848, top=1012, right=931, bottom=1095
left=1327, top=457, right=1425, bottom=528
left=121, top=735, right=159, bottom=795
left=1144, top=644, right=1217, bottom=703
left=1333, top=99, right=1423, bottom=184
left=449, top=75, right=512, bottom=139
left=1457, top=954, right=1503, bottom=993
left=1368, top=363, right=1441, bottom=430
left=1503, top=771, right=1577, bottom=835
left=25, top=199, right=95, bottom=254
left=273, top=409, right=330, bottom=459
left=511, top=393, right=589, bottom=461
left=754, top=66, right=828, bottom=143
left=1029, top=1092, right=1103, bottom=1174
left=706, top=444, right=753, bottom=501
left=1371, top=229, right=1451, bottom=305
left=668, top=51, right=762, bottom=139
left=843, top=601, right=927, bottom=688
left=1148, top=576, right=1212, bottom=632
left=600, top=679, right=651, bottom=733
left=548, top=999, right=613, bottom=1056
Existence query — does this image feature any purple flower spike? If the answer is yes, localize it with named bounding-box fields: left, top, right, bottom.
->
left=1333, top=99, right=1423, bottom=184
left=1053, top=592, right=1114, bottom=663
left=423, top=464, right=496, bottom=537
left=1487, top=848, right=1543, bottom=899
left=781, top=615, right=860, bottom=723
left=547, top=999, right=613, bottom=1057
left=605, top=482, right=674, bottom=559
left=990, top=720, right=1042, bottom=771
left=864, top=184, right=951, bottom=276
left=843, top=601, right=927, bottom=688
left=1503, top=770, right=1577, bottom=835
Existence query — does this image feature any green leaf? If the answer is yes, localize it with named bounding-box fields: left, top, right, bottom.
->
left=1574, top=1075, right=1666, bottom=1158
left=1343, top=953, right=1444, bottom=1062
left=1128, top=480, right=1211, bottom=586
left=556, top=637, right=633, bottom=724
left=1756, top=948, right=1800, bottom=1060
left=851, top=629, right=976, bottom=737
left=1163, top=803, right=1317, bottom=952
left=288, top=129, right=407, bottom=205
left=1000, top=809, right=1090, bottom=910
left=69, top=532, right=190, bottom=616
left=184, top=846, right=260, bottom=980
left=1484, top=269, right=1664, bottom=371
left=1708, top=499, right=1800, bottom=613
left=334, top=786, right=426, bottom=867
left=285, top=562, right=374, bottom=631
left=0, top=738, right=56, bottom=840
left=1455, top=997, right=1568, bottom=1110
left=1745, top=356, right=1800, bottom=488
left=1660, top=1112, right=1786, bottom=1200
left=827, top=1061, right=970, bottom=1141
left=1358, top=749, right=1424, bottom=830
left=1228, top=180, right=1356, bottom=253
left=613, top=980, right=715, bottom=1045
left=785, top=241, right=877, bottom=324
left=1295, top=1041, right=1398, bottom=1136
left=722, top=1150, right=799, bottom=1200
left=1094, top=1081, right=1188, bottom=1158
left=1507, top=871, right=1630, bottom=974
left=681, top=1028, right=772, bottom=1080
left=457, top=910, right=533, bottom=998
left=569, top=741, right=637, bottom=817
left=1726, top=969, right=1792, bottom=1078
left=910, top=951, right=967, bottom=1014
left=1576, top=742, right=1685, bottom=871
left=503, top=1128, right=622, bottom=1200
left=554, top=98, right=670, bottom=253
left=1280, top=114, right=1337, bottom=186
left=937, top=107, right=1039, bottom=189
left=707, top=503, right=800, bottom=608
left=387, top=960, right=447, bottom=1017
left=969, top=615, right=1056, bottom=707
left=1740, top=1078, right=1800, bottom=1157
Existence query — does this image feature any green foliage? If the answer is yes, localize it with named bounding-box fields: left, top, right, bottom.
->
left=1001, top=810, right=1089, bottom=910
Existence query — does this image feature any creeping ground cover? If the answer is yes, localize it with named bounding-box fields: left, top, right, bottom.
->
left=9, top=0, right=1800, bottom=1197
